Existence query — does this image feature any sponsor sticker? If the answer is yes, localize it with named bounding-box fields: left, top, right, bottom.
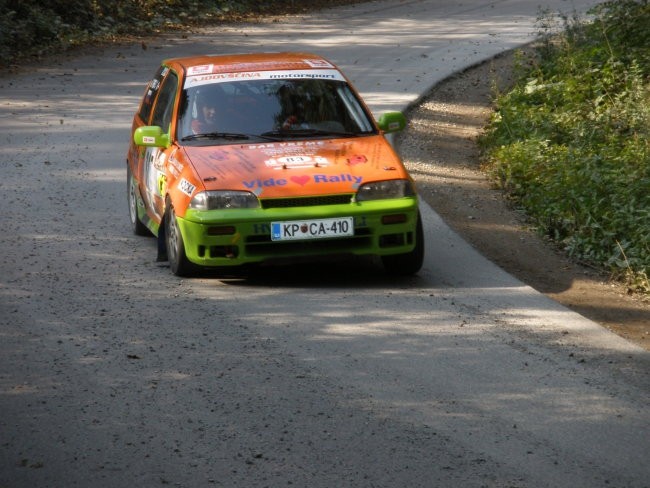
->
left=178, top=178, right=196, bottom=197
left=184, top=69, right=345, bottom=88
left=303, top=59, right=335, bottom=68
left=347, top=155, right=367, bottom=166
left=265, top=155, right=330, bottom=169
left=187, top=64, right=213, bottom=76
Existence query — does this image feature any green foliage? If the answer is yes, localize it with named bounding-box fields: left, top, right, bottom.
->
left=480, top=0, right=649, bottom=292
left=0, top=0, right=306, bottom=65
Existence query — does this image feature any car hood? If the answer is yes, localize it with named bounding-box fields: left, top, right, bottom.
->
left=179, top=136, right=409, bottom=199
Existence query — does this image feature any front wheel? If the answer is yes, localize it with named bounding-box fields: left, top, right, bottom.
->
left=381, top=213, right=424, bottom=275
left=165, top=202, right=195, bottom=277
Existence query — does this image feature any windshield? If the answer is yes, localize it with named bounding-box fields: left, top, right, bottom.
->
left=177, top=77, right=376, bottom=143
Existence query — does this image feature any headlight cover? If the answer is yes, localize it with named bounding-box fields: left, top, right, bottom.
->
left=189, top=190, right=260, bottom=210
left=355, top=179, right=415, bottom=201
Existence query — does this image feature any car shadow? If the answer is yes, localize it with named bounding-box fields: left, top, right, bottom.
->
left=197, top=255, right=427, bottom=289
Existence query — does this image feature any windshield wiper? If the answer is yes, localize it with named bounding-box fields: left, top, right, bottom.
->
left=181, top=132, right=283, bottom=142
left=260, top=128, right=363, bottom=139
left=181, top=132, right=251, bottom=142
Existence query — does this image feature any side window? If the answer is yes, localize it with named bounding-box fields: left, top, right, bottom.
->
left=151, top=71, right=179, bottom=132
left=138, top=65, right=169, bottom=123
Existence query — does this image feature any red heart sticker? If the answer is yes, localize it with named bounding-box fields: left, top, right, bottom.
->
left=290, top=175, right=310, bottom=186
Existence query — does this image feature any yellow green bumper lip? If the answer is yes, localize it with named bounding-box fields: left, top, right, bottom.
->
left=177, top=198, right=419, bottom=266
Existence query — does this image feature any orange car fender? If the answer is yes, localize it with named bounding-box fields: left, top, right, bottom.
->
left=163, top=147, right=203, bottom=219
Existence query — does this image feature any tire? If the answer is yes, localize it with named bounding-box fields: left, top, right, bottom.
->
left=381, top=213, right=424, bottom=275
left=165, top=201, right=195, bottom=277
left=127, top=164, right=151, bottom=236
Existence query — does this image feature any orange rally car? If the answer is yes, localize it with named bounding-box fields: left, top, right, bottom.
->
left=126, top=52, right=424, bottom=276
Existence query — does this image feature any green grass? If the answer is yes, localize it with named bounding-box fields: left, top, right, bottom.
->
left=480, top=0, right=649, bottom=294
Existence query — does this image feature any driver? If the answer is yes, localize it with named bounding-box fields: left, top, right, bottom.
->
left=277, top=83, right=306, bottom=129
left=192, top=97, right=218, bottom=134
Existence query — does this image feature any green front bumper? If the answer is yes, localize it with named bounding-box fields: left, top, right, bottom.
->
left=176, top=197, right=419, bottom=267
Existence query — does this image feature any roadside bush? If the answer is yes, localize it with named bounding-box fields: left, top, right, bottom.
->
left=0, top=0, right=321, bottom=66
left=480, top=0, right=649, bottom=293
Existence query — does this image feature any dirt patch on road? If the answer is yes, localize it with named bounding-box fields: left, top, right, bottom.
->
left=396, top=51, right=649, bottom=349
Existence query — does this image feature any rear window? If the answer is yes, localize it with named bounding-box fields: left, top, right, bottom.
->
left=151, top=71, right=178, bottom=131
left=138, top=65, right=170, bottom=124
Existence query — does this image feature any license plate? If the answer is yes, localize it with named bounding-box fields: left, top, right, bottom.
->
left=271, top=217, right=354, bottom=241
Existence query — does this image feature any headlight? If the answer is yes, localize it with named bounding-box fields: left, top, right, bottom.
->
left=189, top=191, right=260, bottom=210
left=355, top=179, right=415, bottom=201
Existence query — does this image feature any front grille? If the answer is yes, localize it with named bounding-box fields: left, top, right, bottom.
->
left=245, top=235, right=372, bottom=256
left=244, top=227, right=372, bottom=256
left=261, top=194, right=353, bottom=209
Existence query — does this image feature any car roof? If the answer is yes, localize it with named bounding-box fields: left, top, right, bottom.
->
left=162, top=52, right=338, bottom=75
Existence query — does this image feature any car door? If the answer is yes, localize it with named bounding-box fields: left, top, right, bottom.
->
left=141, top=69, right=179, bottom=223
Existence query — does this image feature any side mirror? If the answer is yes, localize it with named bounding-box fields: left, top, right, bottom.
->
left=134, top=126, right=170, bottom=148
left=377, top=112, right=406, bottom=133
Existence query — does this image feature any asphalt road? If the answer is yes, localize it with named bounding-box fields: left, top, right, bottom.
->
left=1, top=1, right=649, bottom=487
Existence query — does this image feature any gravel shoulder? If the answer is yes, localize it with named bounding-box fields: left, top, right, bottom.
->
left=396, top=51, right=650, bottom=350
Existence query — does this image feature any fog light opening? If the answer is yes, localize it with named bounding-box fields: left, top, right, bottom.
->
left=379, top=233, right=405, bottom=248
left=209, top=246, right=239, bottom=258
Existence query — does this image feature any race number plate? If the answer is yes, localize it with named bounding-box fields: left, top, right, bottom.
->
left=271, top=217, right=354, bottom=241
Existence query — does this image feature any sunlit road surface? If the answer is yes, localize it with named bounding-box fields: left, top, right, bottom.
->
left=1, top=1, right=648, bottom=486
